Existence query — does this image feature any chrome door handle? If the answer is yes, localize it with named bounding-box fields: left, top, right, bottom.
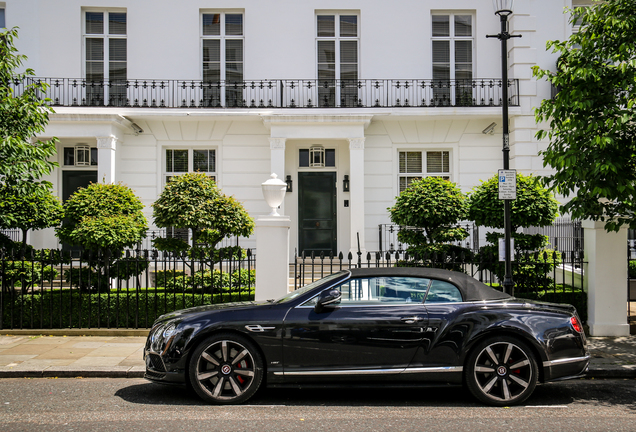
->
left=401, top=316, right=424, bottom=324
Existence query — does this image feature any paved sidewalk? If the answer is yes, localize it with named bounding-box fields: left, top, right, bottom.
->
left=0, top=331, right=634, bottom=379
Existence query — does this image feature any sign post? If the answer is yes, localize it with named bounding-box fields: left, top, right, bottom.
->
left=498, top=169, right=517, bottom=200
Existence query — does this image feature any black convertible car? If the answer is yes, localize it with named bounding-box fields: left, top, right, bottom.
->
left=144, top=267, right=589, bottom=406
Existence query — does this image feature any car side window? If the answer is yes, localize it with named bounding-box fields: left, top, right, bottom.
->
left=336, top=276, right=430, bottom=306
left=425, top=280, right=463, bottom=303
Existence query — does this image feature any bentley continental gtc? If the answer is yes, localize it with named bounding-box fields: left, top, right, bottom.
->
left=144, top=267, right=589, bottom=406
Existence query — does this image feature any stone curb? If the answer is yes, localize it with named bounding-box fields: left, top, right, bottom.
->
left=0, top=367, right=145, bottom=379
left=1, top=329, right=149, bottom=337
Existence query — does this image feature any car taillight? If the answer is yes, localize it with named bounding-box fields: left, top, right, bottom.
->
left=570, top=316, right=583, bottom=333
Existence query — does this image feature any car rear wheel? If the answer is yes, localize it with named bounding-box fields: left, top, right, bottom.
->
left=188, top=333, right=264, bottom=404
left=465, top=336, right=538, bottom=406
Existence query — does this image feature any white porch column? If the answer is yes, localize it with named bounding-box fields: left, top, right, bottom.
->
left=269, top=137, right=286, bottom=214
left=349, top=138, right=366, bottom=257
left=97, top=135, right=118, bottom=184
left=255, top=216, right=291, bottom=300
left=583, top=220, right=631, bottom=336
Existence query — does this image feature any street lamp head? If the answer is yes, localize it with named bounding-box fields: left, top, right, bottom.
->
left=493, top=0, right=514, bottom=16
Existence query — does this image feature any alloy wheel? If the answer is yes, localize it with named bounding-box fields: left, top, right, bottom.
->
left=466, top=338, right=538, bottom=406
left=189, top=334, right=263, bottom=404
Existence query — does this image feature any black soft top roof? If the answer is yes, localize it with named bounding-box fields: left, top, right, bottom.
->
left=347, top=267, right=511, bottom=302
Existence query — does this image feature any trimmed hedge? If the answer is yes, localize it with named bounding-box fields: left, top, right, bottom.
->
left=1, top=289, right=254, bottom=329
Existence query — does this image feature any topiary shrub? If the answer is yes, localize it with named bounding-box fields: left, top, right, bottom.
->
left=388, top=177, right=472, bottom=269
left=468, top=173, right=561, bottom=290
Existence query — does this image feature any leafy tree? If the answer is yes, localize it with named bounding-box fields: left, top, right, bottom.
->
left=57, top=182, right=147, bottom=251
left=533, top=0, right=636, bottom=232
left=56, top=182, right=148, bottom=291
left=388, top=177, right=470, bottom=260
left=0, top=186, right=63, bottom=251
left=0, top=28, right=58, bottom=197
left=468, top=173, right=561, bottom=291
left=152, top=173, right=254, bottom=260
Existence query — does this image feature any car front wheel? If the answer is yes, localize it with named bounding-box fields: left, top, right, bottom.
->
left=188, top=333, right=264, bottom=404
left=465, top=336, right=538, bottom=406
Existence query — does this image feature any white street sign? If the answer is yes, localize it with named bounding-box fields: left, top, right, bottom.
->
left=498, top=169, right=517, bottom=200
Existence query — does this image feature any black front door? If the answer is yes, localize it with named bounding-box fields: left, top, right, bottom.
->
left=62, top=171, right=97, bottom=251
left=298, top=172, right=337, bottom=255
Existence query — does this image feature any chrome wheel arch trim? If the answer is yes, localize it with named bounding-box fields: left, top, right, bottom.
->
left=273, top=365, right=463, bottom=376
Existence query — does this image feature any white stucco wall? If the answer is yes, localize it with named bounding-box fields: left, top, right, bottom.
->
left=5, top=0, right=575, bottom=257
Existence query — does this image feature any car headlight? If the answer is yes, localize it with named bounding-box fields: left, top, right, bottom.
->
left=150, top=320, right=182, bottom=353
left=162, top=322, right=178, bottom=338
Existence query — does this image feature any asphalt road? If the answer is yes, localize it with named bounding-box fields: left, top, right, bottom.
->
left=0, top=378, right=635, bottom=431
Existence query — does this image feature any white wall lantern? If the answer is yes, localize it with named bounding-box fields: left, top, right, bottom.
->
left=309, top=145, right=325, bottom=168
left=75, top=145, right=91, bottom=166
left=261, top=173, right=287, bottom=216
left=493, top=0, right=514, bottom=16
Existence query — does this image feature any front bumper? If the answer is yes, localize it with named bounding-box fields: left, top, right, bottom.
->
left=144, top=349, right=187, bottom=384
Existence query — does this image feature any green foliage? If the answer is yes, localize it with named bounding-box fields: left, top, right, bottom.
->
left=388, top=177, right=470, bottom=260
left=469, top=173, right=560, bottom=288
left=63, top=267, right=108, bottom=292
left=478, top=246, right=562, bottom=292
left=157, top=268, right=256, bottom=294
left=0, top=28, right=58, bottom=197
left=55, top=182, right=148, bottom=291
left=468, top=173, right=559, bottom=231
left=0, top=186, right=63, bottom=248
left=532, top=0, right=636, bottom=232
left=1, top=290, right=255, bottom=329
left=63, top=257, right=150, bottom=292
left=629, top=260, right=636, bottom=279
left=56, top=182, right=148, bottom=252
left=152, top=173, right=254, bottom=257
left=0, top=260, right=58, bottom=293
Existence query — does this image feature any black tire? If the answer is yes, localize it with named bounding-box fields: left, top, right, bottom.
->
left=188, top=333, right=264, bottom=404
left=465, top=336, right=539, bottom=406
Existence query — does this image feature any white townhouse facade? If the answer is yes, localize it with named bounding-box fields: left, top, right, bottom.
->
left=2, top=0, right=585, bottom=259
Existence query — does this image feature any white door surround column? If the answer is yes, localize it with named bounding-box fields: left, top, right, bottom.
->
left=97, top=135, right=118, bottom=184
left=269, top=137, right=287, bottom=214
left=349, top=137, right=365, bottom=257
left=583, top=220, right=631, bottom=336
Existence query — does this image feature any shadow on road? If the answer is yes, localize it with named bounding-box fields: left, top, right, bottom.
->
left=115, top=380, right=636, bottom=408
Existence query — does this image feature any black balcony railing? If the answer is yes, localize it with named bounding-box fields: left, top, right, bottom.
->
left=11, top=78, right=519, bottom=109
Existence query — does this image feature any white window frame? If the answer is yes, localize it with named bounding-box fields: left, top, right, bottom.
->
left=0, top=5, right=6, bottom=29
left=398, top=150, right=451, bottom=193
left=201, top=10, right=244, bottom=107
left=164, top=148, right=217, bottom=185
left=431, top=11, right=474, bottom=105
left=315, top=11, right=360, bottom=107
left=82, top=9, right=127, bottom=104
left=62, top=145, right=98, bottom=167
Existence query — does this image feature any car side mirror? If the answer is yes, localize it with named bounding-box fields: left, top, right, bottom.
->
left=314, top=289, right=341, bottom=313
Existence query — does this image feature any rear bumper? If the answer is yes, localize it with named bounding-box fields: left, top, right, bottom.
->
left=543, top=354, right=590, bottom=381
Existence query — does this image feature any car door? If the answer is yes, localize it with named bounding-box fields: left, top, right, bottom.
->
left=407, top=278, right=469, bottom=380
left=281, top=276, right=430, bottom=374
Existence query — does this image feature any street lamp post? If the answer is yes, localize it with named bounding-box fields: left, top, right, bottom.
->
left=487, top=0, right=521, bottom=296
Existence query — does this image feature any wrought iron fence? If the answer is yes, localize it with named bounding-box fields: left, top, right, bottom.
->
left=0, top=230, right=21, bottom=242
left=523, top=218, right=583, bottom=256
left=0, top=248, right=255, bottom=329
left=378, top=223, right=480, bottom=254
left=294, top=249, right=585, bottom=299
left=11, top=78, right=519, bottom=109
left=125, top=230, right=242, bottom=252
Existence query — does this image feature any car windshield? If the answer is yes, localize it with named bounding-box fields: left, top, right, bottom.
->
left=274, top=271, right=348, bottom=304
